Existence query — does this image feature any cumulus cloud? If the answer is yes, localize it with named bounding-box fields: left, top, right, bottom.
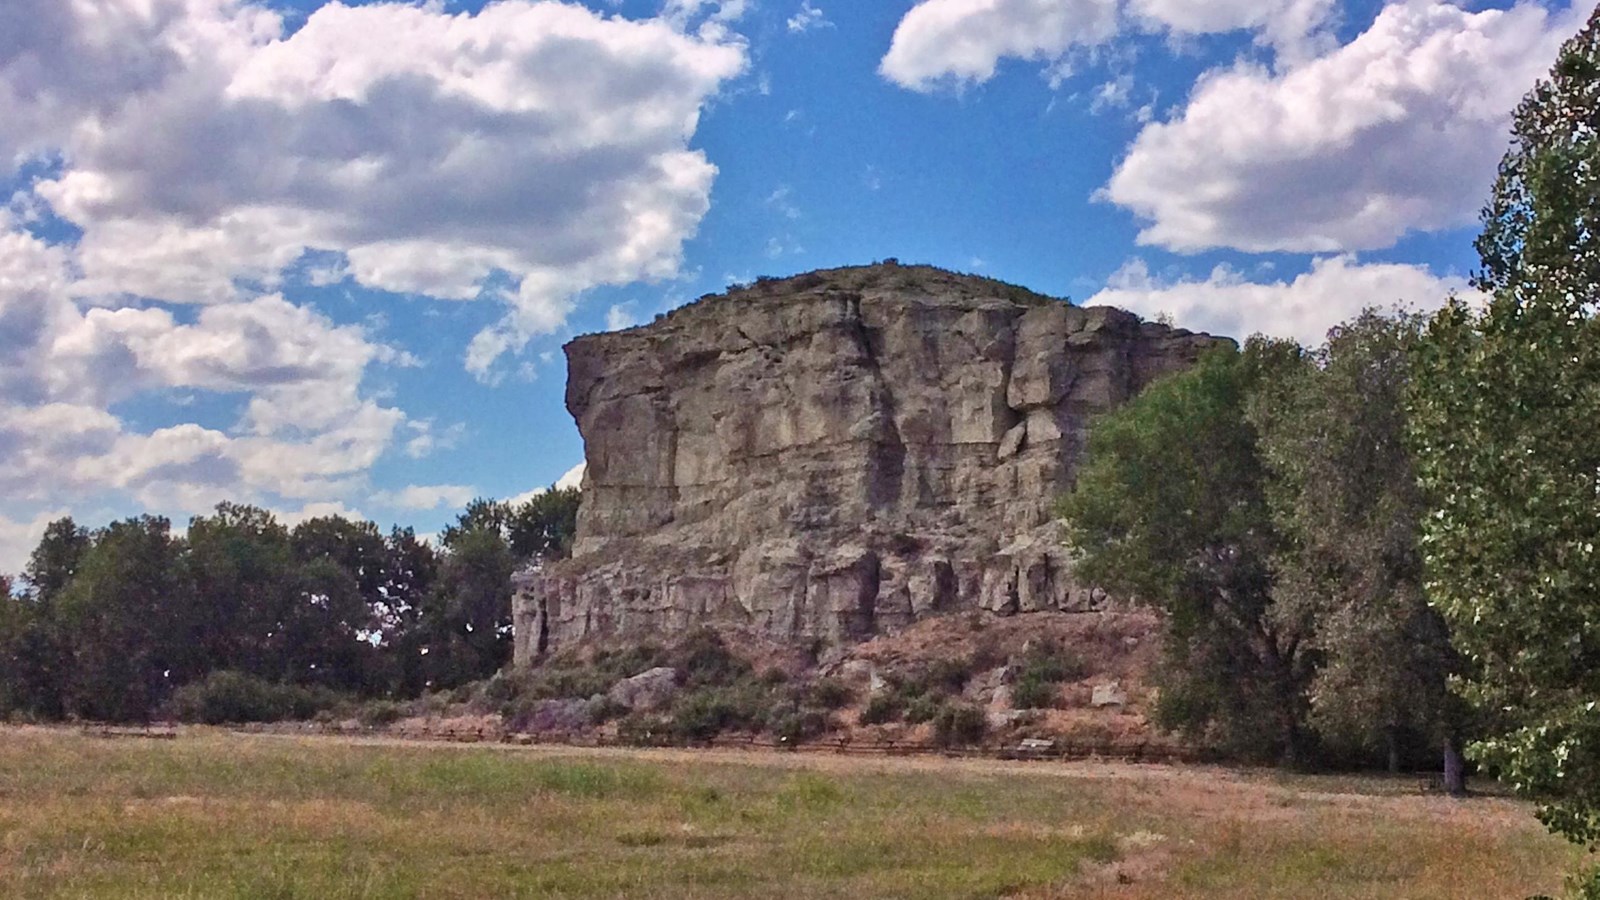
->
left=1104, top=1, right=1585, bottom=253
left=1127, top=0, right=1335, bottom=60
left=878, top=0, right=1335, bottom=92
left=1088, top=255, right=1477, bottom=346
left=0, top=216, right=408, bottom=520
left=13, top=0, right=746, bottom=376
left=274, top=500, right=369, bottom=529
left=880, top=0, right=1120, bottom=92
left=0, top=0, right=749, bottom=554
left=372, top=484, right=477, bottom=512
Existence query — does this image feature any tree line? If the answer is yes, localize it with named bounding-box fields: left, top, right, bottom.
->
left=0, top=489, right=579, bottom=723
left=1062, top=7, right=1600, bottom=890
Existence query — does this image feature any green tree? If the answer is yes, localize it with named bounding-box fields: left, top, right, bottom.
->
left=0, top=518, right=89, bottom=719
left=182, top=503, right=296, bottom=683
left=508, top=486, right=581, bottom=562
left=439, top=498, right=511, bottom=550
left=1408, top=6, right=1600, bottom=847
left=376, top=527, right=439, bottom=696
left=420, top=528, right=515, bottom=688
left=1061, top=342, right=1315, bottom=763
left=289, top=515, right=392, bottom=691
left=55, top=517, right=185, bottom=721
left=1253, top=311, right=1465, bottom=784
left=23, top=517, right=89, bottom=603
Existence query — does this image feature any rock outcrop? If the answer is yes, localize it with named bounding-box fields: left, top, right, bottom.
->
left=514, top=263, right=1228, bottom=665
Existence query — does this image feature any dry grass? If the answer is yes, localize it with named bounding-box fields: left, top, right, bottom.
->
left=0, top=727, right=1577, bottom=899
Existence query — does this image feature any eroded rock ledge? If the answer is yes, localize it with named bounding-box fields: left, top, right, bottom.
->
left=514, top=263, right=1228, bottom=665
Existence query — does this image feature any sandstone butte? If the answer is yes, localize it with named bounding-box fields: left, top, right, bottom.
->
left=512, top=262, right=1231, bottom=667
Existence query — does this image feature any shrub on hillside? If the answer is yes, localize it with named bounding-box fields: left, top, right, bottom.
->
left=1016, top=640, right=1083, bottom=684
left=859, top=694, right=902, bottom=725
left=804, top=677, right=853, bottom=710
left=671, top=628, right=751, bottom=688
left=1011, top=676, right=1058, bottom=710
left=932, top=704, right=986, bottom=748
left=668, top=679, right=772, bottom=742
left=768, top=705, right=829, bottom=744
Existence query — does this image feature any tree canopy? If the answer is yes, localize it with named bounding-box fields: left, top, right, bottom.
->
left=1409, top=5, right=1600, bottom=849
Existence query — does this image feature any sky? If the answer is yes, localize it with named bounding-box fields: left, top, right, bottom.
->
left=0, top=0, right=1591, bottom=571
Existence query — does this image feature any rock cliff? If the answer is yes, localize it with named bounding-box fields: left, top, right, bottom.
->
left=514, top=263, right=1229, bottom=665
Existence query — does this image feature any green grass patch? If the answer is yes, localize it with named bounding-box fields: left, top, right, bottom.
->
left=0, top=728, right=1579, bottom=899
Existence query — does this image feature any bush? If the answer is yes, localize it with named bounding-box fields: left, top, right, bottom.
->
left=891, top=658, right=974, bottom=702
left=668, top=680, right=771, bottom=742
left=768, top=706, right=829, bottom=744
left=805, top=678, right=854, bottom=710
left=1011, top=675, right=1058, bottom=710
left=357, top=700, right=407, bottom=728
left=506, top=643, right=671, bottom=707
left=859, top=694, right=902, bottom=725
left=672, top=629, right=750, bottom=688
left=166, top=671, right=339, bottom=725
left=932, top=704, right=987, bottom=748
left=617, top=712, right=673, bottom=747
left=1016, top=640, right=1083, bottom=685
left=905, top=695, right=943, bottom=725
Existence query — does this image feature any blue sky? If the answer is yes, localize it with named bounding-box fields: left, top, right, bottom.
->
left=0, top=0, right=1589, bottom=569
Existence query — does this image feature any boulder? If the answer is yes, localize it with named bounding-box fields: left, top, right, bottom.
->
left=607, top=667, right=680, bottom=712
left=1091, top=682, right=1129, bottom=708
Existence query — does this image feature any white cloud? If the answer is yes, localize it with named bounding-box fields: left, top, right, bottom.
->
left=0, top=0, right=751, bottom=543
left=373, top=484, right=477, bottom=511
left=275, top=500, right=369, bottom=529
left=880, top=0, right=1120, bottom=92
left=1128, top=0, right=1335, bottom=60
left=787, top=2, right=833, bottom=34
left=605, top=303, right=641, bottom=331
left=1104, top=1, right=1585, bottom=254
left=878, top=0, right=1336, bottom=92
left=0, top=215, right=409, bottom=516
left=1089, top=255, right=1478, bottom=346
left=507, top=462, right=586, bottom=506
left=11, top=0, right=746, bottom=378
left=403, top=419, right=466, bottom=460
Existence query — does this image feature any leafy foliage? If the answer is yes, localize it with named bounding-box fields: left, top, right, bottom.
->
left=1252, top=311, right=1465, bottom=774
left=1062, top=343, right=1315, bottom=763
left=166, top=671, right=340, bottom=725
left=1409, top=6, right=1600, bottom=847
left=0, top=478, right=580, bottom=723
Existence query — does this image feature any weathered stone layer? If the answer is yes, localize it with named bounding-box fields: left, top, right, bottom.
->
left=514, top=264, right=1227, bottom=664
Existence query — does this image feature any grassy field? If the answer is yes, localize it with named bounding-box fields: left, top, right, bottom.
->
left=0, top=728, right=1578, bottom=899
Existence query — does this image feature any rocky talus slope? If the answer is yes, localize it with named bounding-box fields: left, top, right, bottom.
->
left=515, top=264, right=1228, bottom=664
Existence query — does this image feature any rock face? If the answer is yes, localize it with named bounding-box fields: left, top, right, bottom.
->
left=514, top=264, right=1227, bottom=665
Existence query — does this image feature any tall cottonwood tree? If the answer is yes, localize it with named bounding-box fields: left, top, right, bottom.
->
left=1062, top=342, right=1317, bottom=763
left=55, top=517, right=186, bottom=721
left=1253, top=311, right=1464, bottom=785
left=1409, top=6, right=1600, bottom=848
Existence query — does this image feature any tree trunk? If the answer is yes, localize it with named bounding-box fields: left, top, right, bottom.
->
left=1386, top=728, right=1401, bottom=775
left=1442, top=738, right=1467, bottom=796
left=1279, top=713, right=1302, bottom=769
